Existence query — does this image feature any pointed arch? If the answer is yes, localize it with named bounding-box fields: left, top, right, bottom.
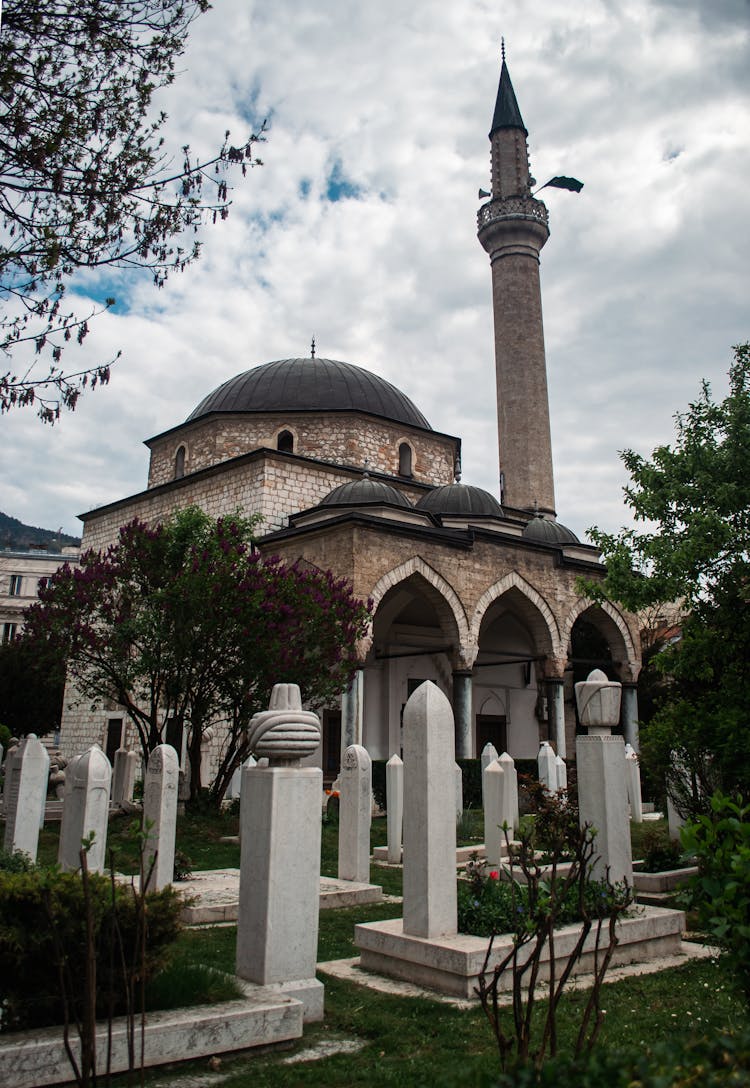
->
left=562, top=598, right=639, bottom=674
left=471, top=570, right=561, bottom=657
left=368, top=556, right=471, bottom=653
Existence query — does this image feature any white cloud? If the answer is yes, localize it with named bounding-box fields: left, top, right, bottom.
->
left=2, top=0, right=748, bottom=546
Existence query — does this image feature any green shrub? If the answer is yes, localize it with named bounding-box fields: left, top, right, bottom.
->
left=0, top=868, right=184, bottom=1032
left=0, top=848, right=36, bottom=873
left=681, top=791, right=750, bottom=1004
left=457, top=759, right=482, bottom=808
left=639, top=825, right=683, bottom=872
left=371, top=758, right=387, bottom=810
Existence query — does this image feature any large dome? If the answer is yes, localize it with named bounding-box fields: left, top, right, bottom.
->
left=186, top=357, right=431, bottom=430
left=416, top=483, right=503, bottom=517
left=321, top=478, right=414, bottom=509
left=522, top=514, right=579, bottom=545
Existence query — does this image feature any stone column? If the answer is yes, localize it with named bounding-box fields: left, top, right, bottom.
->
left=338, top=744, right=372, bottom=883
left=386, top=754, right=404, bottom=864
left=546, top=678, right=566, bottom=759
left=143, top=744, right=180, bottom=892
left=452, top=670, right=473, bottom=759
left=402, top=681, right=457, bottom=939
left=341, top=667, right=364, bottom=757
left=575, top=669, right=633, bottom=885
left=58, top=746, right=112, bottom=874
left=624, top=744, right=643, bottom=823
left=621, top=683, right=640, bottom=752
left=236, top=683, right=324, bottom=1021
left=537, top=740, right=557, bottom=792
left=2, top=734, right=49, bottom=860
left=484, top=759, right=505, bottom=866
left=480, top=742, right=499, bottom=811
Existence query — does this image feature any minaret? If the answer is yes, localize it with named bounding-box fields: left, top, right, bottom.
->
left=477, top=54, right=555, bottom=516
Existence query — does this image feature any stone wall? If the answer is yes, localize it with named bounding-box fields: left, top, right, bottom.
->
left=147, top=412, right=458, bottom=490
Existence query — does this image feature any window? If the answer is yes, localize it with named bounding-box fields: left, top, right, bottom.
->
left=9, top=574, right=22, bottom=596
left=174, top=445, right=186, bottom=479
left=105, top=718, right=123, bottom=764
left=2, top=622, right=17, bottom=643
left=277, top=429, right=294, bottom=453
left=398, top=442, right=413, bottom=477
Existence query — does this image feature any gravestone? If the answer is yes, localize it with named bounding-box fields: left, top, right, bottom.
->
left=143, top=744, right=180, bottom=891
left=58, top=745, right=112, bottom=873
left=555, top=754, right=567, bottom=792
left=338, top=744, right=372, bottom=883
left=112, top=748, right=138, bottom=805
left=575, top=669, right=633, bottom=884
left=2, top=739, right=19, bottom=808
left=455, top=762, right=463, bottom=822
left=2, top=734, right=49, bottom=860
left=480, top=741, right=499, bottom=810
left=403, top=681, right=457, bottom=939
left=483, top=758, right=505, bottom=866
left=624, top=743, right=643, bottom=823
left=386, top=753, right=403, bottom=864
left=537, top=740, right=558, bottom=792
left=236, top=683, right=324, bottom=1020
left=498, top=751, right=519, bottom=833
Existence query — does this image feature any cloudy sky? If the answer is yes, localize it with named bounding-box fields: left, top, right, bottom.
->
left=2, top=0, right=749, bottom=543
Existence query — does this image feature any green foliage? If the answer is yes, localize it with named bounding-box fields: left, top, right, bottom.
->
left=681, top=792, right=750, bottom=1004
left=0, top=722, right=11, bottom=749
left=581, top=344, right=750, bottom=810
left=371, top=758, right=387, bottom=810
left=0, top=867, right=183, bottom=1031
left=639, top=825, right=683, bottom=873
left=0, top=847, right=35, bottom=872
left=24, top=507, right=372, bottom=802
left=458, top=758, right=482, bottom=808
left=0, top=0, right=264, bottom=421
left=488, top=1023, right=750, bottom=1087
left=0, top=630, right=67, bottom=736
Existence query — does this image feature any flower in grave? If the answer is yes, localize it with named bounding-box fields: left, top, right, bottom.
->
left=489, top=870, right=499, bottom=880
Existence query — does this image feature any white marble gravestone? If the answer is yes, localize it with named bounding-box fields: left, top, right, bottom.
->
left=624, top=743, right=643, bottom=823
left=403, top=681, right=457, bottom=939
left=498, top=751, right=519, bottom=833
left=555, top=754, right=567, bottom=792
left=575, top=669, right=633, bottom=885
left=483, top=758, right=505, bottom=866
left=338, top=743, right=372, bottom=883
left=236, top=683, right=324, bottom=1021
left=2, top=734, right=49, bottom=859
left=111, top=748, right=138, bottom=805
left=455, top=762, right=464, bottom=822
left=58, top=745, right=112, bottom=873
left=480, top=741, right=499, bottom=810
left=386, top=753, right=403, bottom=864
left=143, top=744, right=180, bottom=892
left=537, top=740, right=558, bottom=792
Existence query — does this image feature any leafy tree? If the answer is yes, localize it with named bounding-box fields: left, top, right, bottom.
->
left=580, top=343, right=750, bottom=815
left=23, top=508, right=372, bottom=802
left=0, top=1, right=264, bottom=422
left=0, top=632, right=67, bottom=737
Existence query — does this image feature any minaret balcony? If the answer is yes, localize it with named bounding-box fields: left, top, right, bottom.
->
left=477, top=196, right=549, bottom=231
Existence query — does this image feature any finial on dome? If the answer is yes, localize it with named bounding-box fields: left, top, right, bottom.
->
left=454, top=456, right=462, bottom=483
left=501, top=36, right=506, bottom=64
left=363, top=457, right=370, bottom=479
left=310, top=335, right=316, bottom=359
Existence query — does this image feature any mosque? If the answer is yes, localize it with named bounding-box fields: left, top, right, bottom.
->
left=60, top=59, right=642, bottom=781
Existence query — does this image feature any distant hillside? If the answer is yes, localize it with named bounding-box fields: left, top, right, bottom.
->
left=0, top=511, right=80, bottom=551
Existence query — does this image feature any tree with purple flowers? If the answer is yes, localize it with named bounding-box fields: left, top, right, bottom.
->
left=23, top=507, right=372, bottom=803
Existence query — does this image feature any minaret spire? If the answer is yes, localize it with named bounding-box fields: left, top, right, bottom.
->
left=477, top=55, right=556, bottom=516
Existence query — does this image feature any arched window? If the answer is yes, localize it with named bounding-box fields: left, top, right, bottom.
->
left=277, top=429, right=294, bottom=453
left=398, top=442, right=413, bottom=477
left=174, top=445, right=186, bottom=479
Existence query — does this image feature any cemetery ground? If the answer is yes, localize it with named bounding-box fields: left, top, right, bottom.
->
left=5, top=809, right=748, bottom=1086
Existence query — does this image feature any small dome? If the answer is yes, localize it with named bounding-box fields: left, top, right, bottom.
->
left=522, top=514, right=579, bottom=545
left=321, top=478, right=413, bottom=509
left=187, top=357, right=431, bottom=431
left=416, top=483, right=503, bottom=517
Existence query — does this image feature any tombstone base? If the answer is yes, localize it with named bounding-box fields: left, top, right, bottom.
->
left=250, top=977, right=325, bottom=1023
left=355, top=906, right=686, bottom=999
